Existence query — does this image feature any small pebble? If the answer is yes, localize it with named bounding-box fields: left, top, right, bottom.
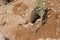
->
left=38, top=38, right=44, bottom=40
left=46, top=37, right=51, bottom=40
left=56, top=19, right=59, bottom=23
left=51, top=2, right=54, bottom=6
left=48, top=15, right=51, bottom=17
left=58, top=15, right=60, bottom=18
left=47, top=1, right=50, bottom=3
left=43, top=2, right=46, bottom=5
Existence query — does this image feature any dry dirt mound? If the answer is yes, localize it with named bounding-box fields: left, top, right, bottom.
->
left=0, top=0, right=60, bottom=40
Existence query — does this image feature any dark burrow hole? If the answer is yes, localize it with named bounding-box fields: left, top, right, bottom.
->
left=30, top=7, right=51, bottom=24
left=30, top=7, right=40, bottom=23
left=0, top=5, right=1, bottom=6
left=5, top=37, right=10, bottom=40
left=6, top=0, right=11, bottom=3
left=5, top=0, right=12, bottom=5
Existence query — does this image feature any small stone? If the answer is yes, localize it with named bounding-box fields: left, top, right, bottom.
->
left=48, top=15, right=51, bottom=17
left=38, top=38, right=44, bottom=40
left=23, top=23, right=33, bottom=28
left=43, top=2, right=46, bottom=5
left=47, top=1, right=50, bottom=3
left=58, top=15, right=60, bottom=18
left=51, top=8, right=54, bottom=10
left=46, top=37, right=51, bottom=40
left=56, top=19, right=59, bottom=23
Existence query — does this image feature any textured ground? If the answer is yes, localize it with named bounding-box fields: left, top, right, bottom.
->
left=0, top=0, right=60, bottom=40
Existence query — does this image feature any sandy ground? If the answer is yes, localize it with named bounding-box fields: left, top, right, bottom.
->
left=0, top=0, right=60, bottom=40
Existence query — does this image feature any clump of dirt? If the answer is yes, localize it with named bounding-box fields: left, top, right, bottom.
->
left=0, top=0, right=60, bottom=40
